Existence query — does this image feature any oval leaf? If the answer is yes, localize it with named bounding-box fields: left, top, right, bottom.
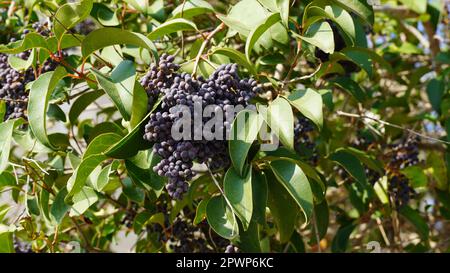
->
left=206, top=196, right=239, bottom=239
left=224, top=167, right=253, bottom=230
left=270, top=159, right=313, bottom=223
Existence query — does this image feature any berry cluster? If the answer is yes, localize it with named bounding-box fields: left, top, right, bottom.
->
left=168, top=217, right=210, bottom=253
left=121, top=203, right=139, bottom=228
left=293, top=116, right=317, bottom=164
left=142, top=54, right=258, bottom=199
left=386, top=136, right=420, bottom=208
left=1, top=23, right=63, bottom=121
left=0, top=53, right=34, bottom=120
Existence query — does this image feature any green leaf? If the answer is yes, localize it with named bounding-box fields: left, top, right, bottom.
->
left=287, top=88, right=323, bottom=130
left=122, top=177, right=145, bottom=203
left=224, top=167, right=253, bottom=230
left=245, top=12, right=281, bottom=61
left=306, top=2, right=356, bottom=44
left=252, top=171, right=268, bottom=224
left=8, top=49, right=35, bottom=71
left=28, top=66, right=68, bottom=150
left=194, top=198, right=209, bottom=225
left=401, top=166, right=428, bottom=189
left=66, top=133, right=122, bottom=198
left=0, top=172, right=15, bottom=188
left=335, top=0, right=374, bottom=25
left=130, top=81, right=148, bottom=128
left=426, top=78, right=445, bottom=114
left=125, top=159, right=165, bottom=193
left=0, top=229, right=14, bottom=253
left=331, top=77, right=367, bottom=102
left=104, top=97, right=162, bottom=159
left=81, top=28, right=157, bottom=60
left=310, top=199, right=329, bottom=244
left=91, top=60, right=137, bottom=121
left=148, top=18, right=197, bottom=40
left=229, top=110, right=262, bottom=176
left=292, top=20, right=335, bottom=54
left=331, top=223, right=355, bottom=253
left=69, top=90, right=104, bottom=124
left=329, top=149, right=367, bottom=186
left=399, top=206, right=429, bottom=240
left=0, top=33, right=49, bottom=54
left=341, top=47, right=393, bottom=76
left=93, top=3, right=120, bottom=26
left=0, top=120, right=16, bottom=174
left=269, top=159, right=313, bottom=223
left=258, top=97, right=294, bottom=151
left=267, top=171, right=298, bottom=243
left=206, top=196, right=239, bottom=239
left=211, top=48, right=257, bottom=76
left=53, top=0, right=94, bottom=41
left=399, top=0, right=427, bottom=14
left=236, top=220, right=262, bottom=252
left=50, top=188, right=70, bottom=224
left=69, top=186, right=98, bottom=216
left=90, top=163, right=113, bottom=192
left=277, top=0, right=289, bottom=27
left=171, top=0, right=214, bottom=19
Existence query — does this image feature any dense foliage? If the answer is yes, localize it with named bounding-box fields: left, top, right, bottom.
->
left=0, top=0, right=449, bottom=253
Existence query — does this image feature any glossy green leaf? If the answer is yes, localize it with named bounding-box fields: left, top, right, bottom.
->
left=270, top=159, right=313, bottom=223
left=66, top=133, right=122, bottom=198
left=125, top=159, right=165, bottom=193
left=50, top=188, right=70, bottom=224
left=258, top=97, right=294, bottom=151
left=331, top=223, right=355, bottom=253
left=105, top=97, right=162, bottom=159
left=53, top=0, right=94, bottom=41
left=0, top=120, right=16, bottom=174
left=245, top=13, right=281, bottom=61
left=28, top=66, right=68, bottom=150
left=0, top=228, right=13, bottom=253
left=171, top=0, right=214, bottom=18
left=329, top=149, right=367, bottom=186
left=224, top=167, right=253, bottom=230
left=335, top=0, right=374, bottom=25
left=69, top=186, right=98, bottom=216
left=306, top=3, right=356, bottom=44
left=69, top=90, right=104, bottom=124
left=211, top=48, right=257, bottom=76
left=81, top=28, right=158, bottom=60
left=90, top=163, right=113, bottom=192
left=148, top=19, right=197, bottom=40
left=292, top=20, right=335, bottom=54
left=252, top=171, right=268, bottom=224
left=287, top=88, right=323, bottom=130
left=267, top=171, right=298, bottom=243
left=426, top=78, right=445, bottom=114
left=0, top=33, right=49, bottom=54
left=90, top=60, right=137, bottom=121
left=206, top=196, right=239, bottom=239
left=229, top=110, right=262, bottom=176
left=122, top=177, right=145, bottom=203
left=194, top=198, right=209, bottom=225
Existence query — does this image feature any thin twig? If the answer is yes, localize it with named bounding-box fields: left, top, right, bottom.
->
left=192, top=22, right=225, bottom=76
left=336, top=111, right=450, bottom=145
